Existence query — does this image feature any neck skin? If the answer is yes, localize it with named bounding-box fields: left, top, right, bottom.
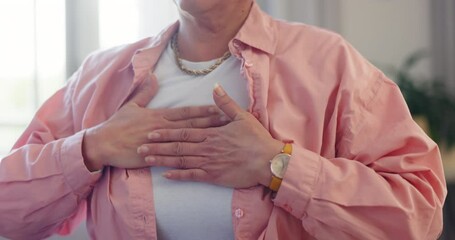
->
left=175, top=1, right=253, bottom=61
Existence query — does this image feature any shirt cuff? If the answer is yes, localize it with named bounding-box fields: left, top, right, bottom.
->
left=273, top=146, right=322, bottom=219
left=60, top=130, right=102, bottom=197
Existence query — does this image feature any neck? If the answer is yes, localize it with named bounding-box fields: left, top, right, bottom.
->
left=175, top=1, right=253, bottom=61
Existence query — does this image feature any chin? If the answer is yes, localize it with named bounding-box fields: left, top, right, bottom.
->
left=174, top=0, right=222, bottom=14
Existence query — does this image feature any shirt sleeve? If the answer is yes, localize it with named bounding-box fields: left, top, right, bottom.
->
left=0, top=68, right=102, bottom=239
left=272, top=39, right=447, bottom=240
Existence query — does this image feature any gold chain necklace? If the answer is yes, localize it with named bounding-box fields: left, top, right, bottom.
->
left=171, top=33, right=232, bottom=76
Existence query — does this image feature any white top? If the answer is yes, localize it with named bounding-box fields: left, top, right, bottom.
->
left=147, top=43, right=250, bottom=240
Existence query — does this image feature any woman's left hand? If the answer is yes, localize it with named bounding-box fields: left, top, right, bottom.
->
left=137, top=84, right=284, bottom=189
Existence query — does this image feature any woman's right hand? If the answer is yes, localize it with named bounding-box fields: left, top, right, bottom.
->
left=82, top=78, right=228, bottom=171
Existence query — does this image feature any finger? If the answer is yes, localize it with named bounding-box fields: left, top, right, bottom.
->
left=138, top=142, right=203, bottom=156
left=160, top=105, right=221, bottom=121
left=213, top=83, right=246, bottom=121
left=170, top=114, right=229, bottom=129
left=126, top=75, right=157, bottom=107
left=145, top=155, right=206, bottom=169
left=163, top=169, right=209, bottom=182
left=147, top=128, right=207, bottom=143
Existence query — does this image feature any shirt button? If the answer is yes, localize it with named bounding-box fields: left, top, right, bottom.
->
left=234, top=208, right=244, bottom=218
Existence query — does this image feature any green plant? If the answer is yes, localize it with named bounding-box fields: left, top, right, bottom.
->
left=393, top=51, right=455, bottom=149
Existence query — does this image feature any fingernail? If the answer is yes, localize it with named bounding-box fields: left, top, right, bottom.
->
left=214, top=83, right=226, bottom=96
left=145, top=156, right=156, bottom=164
left=162, top=172, right=171, bottom=178
left=137, top=146, right=149, bottom=154
left=148, top=132, right=161, bottom=139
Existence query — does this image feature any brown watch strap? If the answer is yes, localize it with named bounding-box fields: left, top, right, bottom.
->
left=269, top=175, right=282, bottom=192
left=268, top=141, right=293, bottom=191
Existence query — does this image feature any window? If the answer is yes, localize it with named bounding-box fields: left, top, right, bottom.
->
left=0, top=0, right=66, bottom=155
left=0, top=0, right=178, bottom=238
left=0, top=1, right=178, bottom=156
left=98, top=0, right=178, bottom=49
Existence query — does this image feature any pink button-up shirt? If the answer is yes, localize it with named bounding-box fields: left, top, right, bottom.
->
left=0, top=3, right=446, bottom=240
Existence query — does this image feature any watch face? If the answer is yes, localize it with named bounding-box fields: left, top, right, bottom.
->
left=271, top=153, right=291, bottom=178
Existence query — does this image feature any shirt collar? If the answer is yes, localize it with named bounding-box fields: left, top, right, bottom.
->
left=119, top=2, right=276, bottom=73
left=118, top=23, right=179, bottom=73
left=231, top=1, right=277, bottom=54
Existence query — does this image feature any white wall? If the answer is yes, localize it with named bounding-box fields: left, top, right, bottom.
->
left=258, top=0, right=432, bottom=77
left=339, top=0, right=431, bottom=77
left=432, top=0, right=455, bottom=90
left=65, top=0, right=99, bottom=77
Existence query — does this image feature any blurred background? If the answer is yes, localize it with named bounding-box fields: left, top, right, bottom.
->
left=0, top=0, right=453, bottom=239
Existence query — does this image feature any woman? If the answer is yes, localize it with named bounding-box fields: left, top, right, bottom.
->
left=0, top=0, right=446, bottom=239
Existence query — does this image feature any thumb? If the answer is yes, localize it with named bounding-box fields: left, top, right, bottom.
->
left=213, top=83, right=245, bottom=120
left=127, top=76, right=156, bottom=107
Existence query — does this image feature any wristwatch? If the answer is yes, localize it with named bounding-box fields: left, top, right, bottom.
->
left=268, top=141, right=293, bottom=192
